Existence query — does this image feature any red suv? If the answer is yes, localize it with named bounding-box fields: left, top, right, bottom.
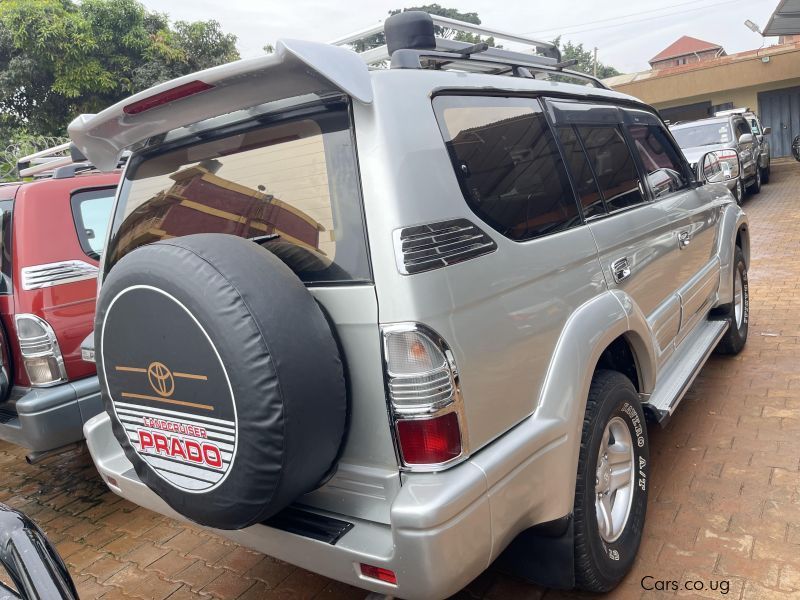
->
left=0, top=150, right=118, bottom=461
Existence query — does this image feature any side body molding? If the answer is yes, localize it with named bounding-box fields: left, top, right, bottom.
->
left=69, top=39, right=373, bottom=171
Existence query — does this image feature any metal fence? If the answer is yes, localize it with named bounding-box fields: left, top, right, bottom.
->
left=0, top=136, right=69, bottom=182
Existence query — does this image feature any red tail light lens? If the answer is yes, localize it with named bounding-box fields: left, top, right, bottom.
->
left=396, top=412, right=462, bottom=465
left=360, top=563, right=397, bottom=585
left=123, top=80, right=215, bottom=115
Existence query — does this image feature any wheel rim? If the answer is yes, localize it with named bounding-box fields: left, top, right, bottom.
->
left=757, top=169, right=761, bottom=187
left=734, top=266, right=744, bottom=328
left=595, top=416, right=635, bottom=543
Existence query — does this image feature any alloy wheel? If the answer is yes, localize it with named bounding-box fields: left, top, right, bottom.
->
left=595, top=416, right=635, bottom=543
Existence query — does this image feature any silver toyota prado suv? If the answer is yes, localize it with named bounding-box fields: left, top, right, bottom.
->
left=71, top=12, right=750, bottom=599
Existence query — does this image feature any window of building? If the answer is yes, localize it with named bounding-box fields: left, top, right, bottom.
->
left=433, top=95, right=581, bottom=242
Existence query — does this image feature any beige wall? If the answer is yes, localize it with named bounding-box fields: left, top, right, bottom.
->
left=652, top=78, right=800, bottom=113
left=612, top=45, right=800, bottom=109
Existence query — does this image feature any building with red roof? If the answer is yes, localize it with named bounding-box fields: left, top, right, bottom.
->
left=649, top=36, right=726, bottom=69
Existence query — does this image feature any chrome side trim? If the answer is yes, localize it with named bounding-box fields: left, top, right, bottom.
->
left=393, top=218, right=497, bottom=275
left=21, top=260, right=98, bottom=291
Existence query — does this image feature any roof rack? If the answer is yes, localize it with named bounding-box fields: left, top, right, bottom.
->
left=330, top=11, right=607, bottom=89
left=17, top=142, right=126, bottom=179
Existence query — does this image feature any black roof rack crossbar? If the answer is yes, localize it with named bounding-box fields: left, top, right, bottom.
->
left=330, top=13, right=607, bottom=89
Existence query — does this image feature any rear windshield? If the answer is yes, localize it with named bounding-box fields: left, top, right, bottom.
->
left=671, top=122, right=733, bottom=148
left=105, top=104, right=371, bottom=284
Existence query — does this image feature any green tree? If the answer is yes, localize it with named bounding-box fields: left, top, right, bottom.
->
left=0, top=0, right=240, bottom=137
left=351, top=4, right=496, bottom=52
left=551, top=36, right=621, bottom=79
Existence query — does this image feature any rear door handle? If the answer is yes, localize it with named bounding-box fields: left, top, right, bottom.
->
left=611, top=257, right=631, bottom=283
left=678, top=230, right=691, bottom=249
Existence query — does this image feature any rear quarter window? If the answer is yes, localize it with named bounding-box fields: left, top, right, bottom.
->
left=106, top=104, right=370, bottom=285
left=433, top=95, right=581, bottom=242
left=71, top=188, right=116, bottom=260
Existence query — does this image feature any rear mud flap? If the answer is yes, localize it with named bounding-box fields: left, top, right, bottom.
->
left=495, top=515, right=575, bottom=589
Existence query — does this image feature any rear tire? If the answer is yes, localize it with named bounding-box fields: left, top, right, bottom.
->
left=715, top=246, right=749, bottom=355
left=574, top=370, right=649, bottom=592
left=761, top=163, right=770, bottom=184
left=751, top=168, right=762, bottom=195
left=733, top=178, right=744, bottom=205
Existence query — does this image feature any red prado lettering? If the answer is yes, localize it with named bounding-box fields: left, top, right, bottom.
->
left=203, top=444, right=222, bottom=469
left=138, top=430, right=154, bottom=451
left=169, top=436, right=187, bottom=460
left=135, top=430, right=223, bottom=470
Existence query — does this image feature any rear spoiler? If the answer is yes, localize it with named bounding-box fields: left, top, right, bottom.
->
left=68, top=39, right=373, bottom=172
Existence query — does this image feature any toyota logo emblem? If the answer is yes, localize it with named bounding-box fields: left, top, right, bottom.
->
left=147, top=361, right=175, bottom=397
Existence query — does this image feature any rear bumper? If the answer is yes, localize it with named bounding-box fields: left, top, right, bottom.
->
left=0, top=377, right=102, bottom=452
left=85, top=410, right=571, bottom=600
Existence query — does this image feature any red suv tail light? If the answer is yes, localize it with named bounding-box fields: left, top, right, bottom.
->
left=396, top=412, right=462, bottom=465
left=382, top=324, right=468, bottom=471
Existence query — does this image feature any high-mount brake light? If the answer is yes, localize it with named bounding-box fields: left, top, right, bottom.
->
left=381, top=324, right=468, bottom=470
left=123, top=80, right=215, bottom=115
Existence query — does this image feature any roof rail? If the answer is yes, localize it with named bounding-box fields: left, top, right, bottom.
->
left=331, top=11, right=606, bottom=89
left=16, top=141, right=124, bottom=179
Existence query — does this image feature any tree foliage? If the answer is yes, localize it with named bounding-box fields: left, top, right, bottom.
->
left=0, top=0, right=239, bottom=137
left=551, top=36, right=621, bottom=79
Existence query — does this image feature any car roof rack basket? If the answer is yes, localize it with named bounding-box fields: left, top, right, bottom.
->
left=330, top=11, right=608, bottom=89
left=17, top=142, right=126, bottom=179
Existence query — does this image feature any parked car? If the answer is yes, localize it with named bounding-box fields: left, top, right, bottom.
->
left=0, top=147, right=118, bottom=462
left=670, top=113, right=762, bottom=203
left=0, top=503, right=77, bottom=599
left=71, top=12, right=750, bottom=599
left=715, top=107, right=772, bottom=183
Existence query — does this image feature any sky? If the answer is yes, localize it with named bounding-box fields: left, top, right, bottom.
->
left=138, top=0, right=783, bottom=74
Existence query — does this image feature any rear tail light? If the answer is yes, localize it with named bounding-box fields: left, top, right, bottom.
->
left=382, top=324, right=468, bottom=470
left=396, top=412, right=462, bottom=464
left=360, top=563, right=397, bottom=585
left=15, top=314, right=67, bottom=387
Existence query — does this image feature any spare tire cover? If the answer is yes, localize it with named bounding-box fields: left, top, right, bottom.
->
left=95, top=233, right=347, bottom=530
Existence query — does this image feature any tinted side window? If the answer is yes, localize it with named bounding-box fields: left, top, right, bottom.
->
left=627, top=123, right=689, bottom=198
left=0, top=200, right=11, bottom=294
left=576, top=126, right=646, bottom=212
left=71, top=188, right=116, bottom=260
left=434, top=96, right=580, bottom=242
left=734, top=119, right=750, bottom=139
left=557, top=126, right=606, bottom=218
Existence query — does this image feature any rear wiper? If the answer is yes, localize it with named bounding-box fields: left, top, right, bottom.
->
left=249, top=233, right=281, bottom=244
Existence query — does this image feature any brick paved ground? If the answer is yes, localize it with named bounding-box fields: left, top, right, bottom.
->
left=0, top=164, right=799, bottom=599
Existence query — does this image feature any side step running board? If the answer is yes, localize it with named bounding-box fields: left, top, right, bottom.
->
left=643, top=319, right=729, bottom=426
